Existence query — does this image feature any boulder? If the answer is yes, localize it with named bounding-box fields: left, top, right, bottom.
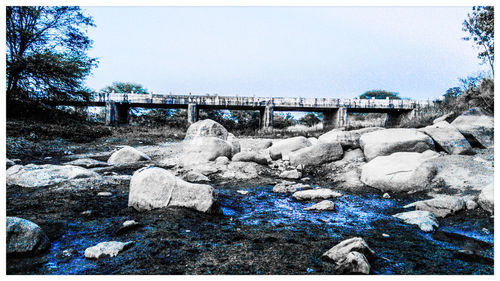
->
left=279, top=169, right=302, bottom=180
left=336, top=251, right=371, bottom=274
left=341, top=148, right=365, bottom=163
left=406, top=195, right=466, bottom=218
left=322, top=237, right=375, bottom=274
left=183, top=171, right=210, bottom=183
left=183, top=136, right=233, bottom=165
left=478, top=182, right=494, bottom=214
left=257, top=140, right=273, bottom=150
left=184, top=119, right=228, bottom=140
left=289, top=142, right=343, bottom=167
left=215, top=156, right=230, bottom=165
left=393, top=210, right=438, bottom=232
left=335, top=169, right=366, bottom=192
left=424, top=155, right=494, bottom=192
left=359, top=128, right=435, bottom=161
left=304, top=200, right=335, bottom=211
left=360, top=150, right=439, bottom=193
left=6, top=164, right=102, bottom=188
left=308, top=137, right=319, bottom=145
left=232, top=151, right=268, bottom=165
left=451, top=107, right=494, bottom=148
left=419, top=121, right=473, bottom=155
left=433, top=112, right=454, bottom=124
left=107, top=146, right=151, bottom=165
left=84, top=241, right=134, bottom=259
left=319, top=127, right=384, bottom=149
left=128, top=167, right=220, bottom=213
left=219, top=161, right=262, bottom=180
left=227, top=133, right=241, bottom=155
left=292, top=189, right=342, bottom=201
left=64, top=158, right=110, bottom=168
left=6, top=217, right=50, bottom=255
left=268, top=136, right=312, bottom=160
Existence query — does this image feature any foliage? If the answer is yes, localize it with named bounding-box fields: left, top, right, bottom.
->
left=273, top=113, right=297, bottom=129
left=299, top=112, right=322, bottom=127
left=6, top=6, right=97, bottom=101
left=359, top=90, right=401, bottom=99
left=463, top=6, right=494, bottom=74
left=101, top=82, right=149, bottom=94
left=230, top=110, right=261, bottom=132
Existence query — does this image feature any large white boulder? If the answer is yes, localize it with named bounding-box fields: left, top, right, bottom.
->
left=451, top=107, right=494, bottom=148
left=268, top=136, right=312, bottom=160
left=360, top=150, right=439, bottom=193
left=6, top=164, right=102, bottom=188
left=424, top=155, right=494, bottom=192
left=418, top=121, right=473, bottom=155
left=7, top=217, right=50, bottom=255
left=478, top=182, right=494, bottom=214
left=289, top=142, right=343, bottom=167
left=183, top=136, right=234, bottom=165
left=107, top=146, right=151, bottom=165
left=359, top=128, right=435, bottom=161
left=185, top=119, right=228, bottom=140
left=319, top=127, right=384, bottom=149
left=128, top=167, right=220, bottom=213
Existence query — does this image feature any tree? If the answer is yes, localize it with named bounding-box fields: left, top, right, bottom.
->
left=6, top=6, right=97, bottom=101
left=359, top=90, right=401, bottom=99
left=101, top=82, right=150, bottom=94
left=299, top=112, right=321, bottom=127
left=463, top=6, right=494, bottom=74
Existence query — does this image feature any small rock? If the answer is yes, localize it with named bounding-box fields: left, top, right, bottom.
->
left=393, top=210, right=438, bottom=232
left=279, top=169, right=302, bottom=180
left=292, top=189, right=342, bottom=201
left=322, top=237, right=374, bottom=274
left=304, top=200, right=335, bottom=211
left=44, top=156, right=52, bottom=160
left=97, top=192, right=112, bottom=197
left=107, top=146, right=151, bottom=165
left=63, top=158, right=109, bottom=168
left=6, top=159, right=15, bottom=168
left=382, top=233, right=390, bottom=238
left=122, top=220, right=137, bottom=228
left=84, top=241, right=134, bottom=259
left=81, top=210, right=92, bottom=216
left=183, top=171, right=210, bottom=183
left=383, top=193, right=391, bottom=199
left=237, top=190, right=249, bottom=195
left=215, top=156, right=230, bottom=165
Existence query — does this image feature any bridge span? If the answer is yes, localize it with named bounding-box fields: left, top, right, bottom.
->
left=50, top=92, right=432, bottom=129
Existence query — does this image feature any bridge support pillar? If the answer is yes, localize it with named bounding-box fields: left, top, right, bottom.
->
left=385, top=109, right=416, bottom=127
left=323, top=107, right=347, bottom=130
left=187, top=104, right=199, bottom=124
left=105, top=102, right=129, bottom=125
left=260, top=105, right=274, bottom=130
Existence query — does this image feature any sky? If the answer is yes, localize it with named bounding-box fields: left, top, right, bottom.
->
left=83, top=6, right=489, bottom=101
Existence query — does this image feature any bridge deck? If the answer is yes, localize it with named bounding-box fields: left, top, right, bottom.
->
left=50, top=93, right=430, bottom=112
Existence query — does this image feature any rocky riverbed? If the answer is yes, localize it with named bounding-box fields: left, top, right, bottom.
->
left=6, top=108, right=495, bottom=275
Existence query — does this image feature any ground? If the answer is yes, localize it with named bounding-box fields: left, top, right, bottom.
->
left=6, top=122, right=494, bottom=275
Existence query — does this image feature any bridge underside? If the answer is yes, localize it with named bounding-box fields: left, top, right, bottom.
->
left=52, top=101, right=416, bottom=129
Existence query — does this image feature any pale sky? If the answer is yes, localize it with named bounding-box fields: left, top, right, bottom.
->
left=83, top=6, right=489, bottom=100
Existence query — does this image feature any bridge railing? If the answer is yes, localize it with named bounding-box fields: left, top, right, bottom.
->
left=96, top=92, right=432, bottom=109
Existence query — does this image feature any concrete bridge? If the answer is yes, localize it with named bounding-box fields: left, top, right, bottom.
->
left=51, top=92, right=432, bottom=129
